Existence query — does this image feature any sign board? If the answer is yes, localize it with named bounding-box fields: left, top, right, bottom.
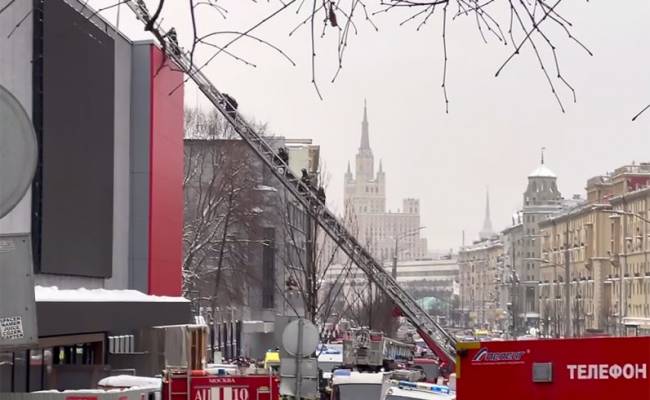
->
left=0, top=84, right=38, bottom=220
left=279, top=358, right=320, bottom=397
left=279, top=357, right=319, bottom=399
left=279, top=318, right=321, bottom=398
left=0, top=234, right=38, bottom=349
left=457, top=336, right=650, bottom=400
left=279, top=376, right=319, bottom=399
left=281, top=319, right=319, bottom=357
left=280, top=357, right=319, bottom=378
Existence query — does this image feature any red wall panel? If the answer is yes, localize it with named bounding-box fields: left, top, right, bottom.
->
left=148, top=46, right=184, bottom=296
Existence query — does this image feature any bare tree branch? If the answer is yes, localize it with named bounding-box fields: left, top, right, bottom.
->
left=632, top=104, right=650, bottom=122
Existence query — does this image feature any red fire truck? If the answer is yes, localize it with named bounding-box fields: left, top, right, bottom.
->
left=457, top=336, right=650, bottom=400
left=162, top=371, right=279, bottom=400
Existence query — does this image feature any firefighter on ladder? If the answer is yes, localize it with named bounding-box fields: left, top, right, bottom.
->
left=164, top=28, right=181, bottom=56
left=221, top=93, right=239, bottom=122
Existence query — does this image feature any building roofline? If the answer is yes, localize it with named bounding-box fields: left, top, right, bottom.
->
left=538, top=203, right=611, bottom=226
left=502, top=223, right=523, bottom=234
left=459, top=239, right=503, bottom=253
left=66, top=0, right=137, bottom=44
left=609, top=185, right=650, bottom=204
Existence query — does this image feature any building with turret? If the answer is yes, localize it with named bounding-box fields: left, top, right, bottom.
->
left=344, top=101, right=427, bottom=262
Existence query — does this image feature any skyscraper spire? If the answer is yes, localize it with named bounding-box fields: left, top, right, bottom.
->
left=479, top=187, right=495, bottom=240
left=346, top=161, right=351, bottom=174
left=541, top=146, right=546, bottom=165
left=378, top=159, right=383, bottom=173
left=360, top=99, right=370, bottom=151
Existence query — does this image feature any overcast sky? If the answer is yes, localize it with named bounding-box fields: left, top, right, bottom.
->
left=100, top=0, right=650, bottom=251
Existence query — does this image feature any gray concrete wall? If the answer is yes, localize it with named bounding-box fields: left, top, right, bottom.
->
left=105, top=25, right=134, bottom=290
left=129, top=42, right=152, bottom=293
left=0, top=0, right=33, bottom=235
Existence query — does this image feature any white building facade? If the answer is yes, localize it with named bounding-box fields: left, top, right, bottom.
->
left=323, top=259, right=459, bottom=301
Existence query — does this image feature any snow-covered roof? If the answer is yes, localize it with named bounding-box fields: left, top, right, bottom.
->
left=528, top=164, right=556, bottom=178
left=35, top=286, right=190, bottom=303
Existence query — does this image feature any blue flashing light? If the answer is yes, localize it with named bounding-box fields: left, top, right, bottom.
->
left=397, top=381, right=417, bottom=388
left=429, top=385, right=451, bottom=394
left=397, top=381, right=450, bottom=395
left=333, top=369, right=352, bottom=376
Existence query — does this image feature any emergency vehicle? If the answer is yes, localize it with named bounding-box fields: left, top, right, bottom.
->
left=385, top=381, right=456, bottom=400
left=124, top=3, right=650, bottom=399
left=342, top=329, right=415, bottom=371
left=330, top=370, right=392, bottom=400
left=160, top=326, right=280, bottom=400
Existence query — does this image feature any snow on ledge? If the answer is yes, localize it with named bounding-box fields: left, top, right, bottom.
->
left=98, top=375, right=161, bottom=389
left=35, top=286, right=190, bottom=303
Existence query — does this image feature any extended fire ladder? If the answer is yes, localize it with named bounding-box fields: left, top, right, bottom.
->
left=125, top=1, right=457, bottom=368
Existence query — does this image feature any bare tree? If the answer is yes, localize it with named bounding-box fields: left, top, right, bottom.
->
left=272, top=166, right=348, bottom=321
left=183, top=107, right=261, bottom=315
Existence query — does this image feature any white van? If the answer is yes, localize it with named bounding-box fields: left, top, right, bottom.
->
left=330, top=370, right=392, bottom=400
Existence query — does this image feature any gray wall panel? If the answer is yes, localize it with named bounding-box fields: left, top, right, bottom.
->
left=36, top=301, right=191, bottom=337
left=106, top=26, right=133, bottom=290
left=129, top=42, right=152, bottom=292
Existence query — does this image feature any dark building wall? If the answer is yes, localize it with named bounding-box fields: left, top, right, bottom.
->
left=38, top=0, right=115, bottom=278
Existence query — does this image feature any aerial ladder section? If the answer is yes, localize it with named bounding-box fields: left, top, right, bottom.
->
left=124, top=0, right=458, bottom=369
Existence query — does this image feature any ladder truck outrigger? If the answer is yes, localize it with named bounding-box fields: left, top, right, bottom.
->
left=123, top=0, right=458, bottom=374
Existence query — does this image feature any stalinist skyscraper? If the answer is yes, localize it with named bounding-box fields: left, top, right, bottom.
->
left=344, top=101, right=427, bottom=262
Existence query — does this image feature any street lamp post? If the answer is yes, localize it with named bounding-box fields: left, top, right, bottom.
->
left=501, top=241, right=518, bottom=339
left=510, top=245, right=517, bottom=338
left=391, top=226, right=426, bottom=279
left=529, top=255, right=569, bottom=337
left=563, top=223, right=571, bottom=338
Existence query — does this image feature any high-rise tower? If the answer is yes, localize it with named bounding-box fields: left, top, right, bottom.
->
left=355, top=99, right=374, bottom=180
left=479, top=188, right=495, bottom=240
left=344, top=100, right=426, bottom=261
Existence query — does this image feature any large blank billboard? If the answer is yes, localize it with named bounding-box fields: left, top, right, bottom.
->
left=38, top=0, right=115, bottom=277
